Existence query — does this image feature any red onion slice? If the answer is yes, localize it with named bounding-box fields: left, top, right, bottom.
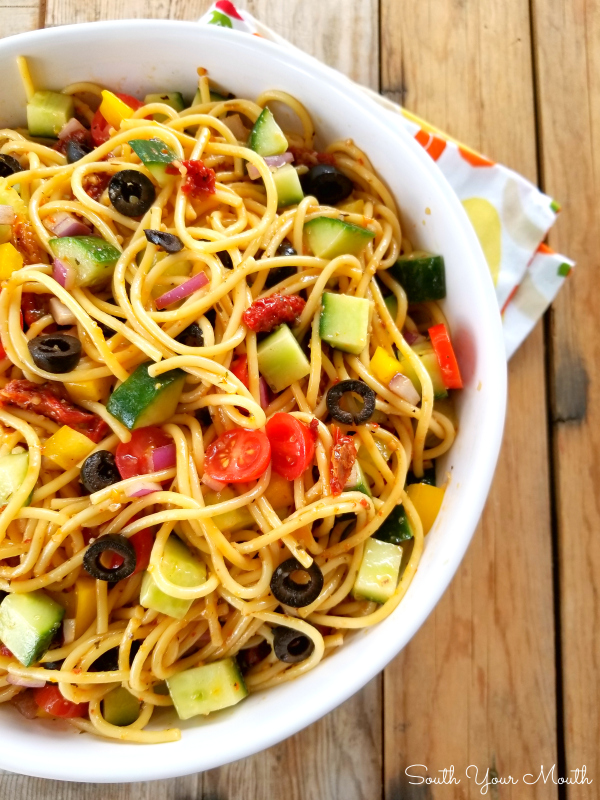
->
left=49, top=297, right=77, bottom=326
left=259, top=377, right=269, bottom=410
left=389, top=372, right=420, bottom=406
left=247, top=152, right=294, bottom=180
left=7, top=673, right=46, bottom=689
left=155, top=271, right=209, bottom=310
left=10, top=691, right=40, bottom=719
left=52, top=258, right=76, bottom=290
left=58, top=117, right=87, bottom=141
left=0, top=205, right=15, bottom=225
left=125, top=480, right=162, bottom=498
left=223, top=114, right=249, bottom=142
left=403, top=328, right=426, bottom=346
left=151, top=444, right=177, bottom=471
left=201, top=473, right=227, bottom=493
left=44, top=211, right=92, bottom=238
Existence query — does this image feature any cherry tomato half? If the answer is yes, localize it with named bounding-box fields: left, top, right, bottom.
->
left=115, top=427, right=172, bottom=480
left=90, top=92, right=143, bottom=146
left=33, top=685, right=88, bottom=719
left=230, top=355, right=249, bottom=388
left=265, top=413, right=315, bottom=481
left=204, top=429, right=271, bottom=483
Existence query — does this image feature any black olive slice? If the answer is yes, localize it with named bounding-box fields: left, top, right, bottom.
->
left=276, top=241, right=297, bottom=258
left=175, top=322, right=204, bottom=347
left=80, top=450, right=121, bottom=493
left=0, top=154, right=24, bottom=178
left=42, top=659, right=64, bottom=670
left=83, top=534, right=136, bottom=582
left=90, top=640, right=142, bottom=672
left=108, top=170, right=156, bottom=217
left=270, top=558, right=324, bottom=608
left=217, top=250, right=233, bottom=270
left=144, top=229, right=184, bottom=253
left=264, top=241, right=298, bottom=288
left=66, top=141, right=92, bottom=164
left=326, top=380, right=376, bottom=426
left=301, top=164, right=353, bottom=206
left=273, top=626, right=315, bottom=663
left=28, top=333, right=81, bottom=374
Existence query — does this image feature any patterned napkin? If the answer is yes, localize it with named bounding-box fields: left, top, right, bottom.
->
left=199, top=1, right=574, bottom=359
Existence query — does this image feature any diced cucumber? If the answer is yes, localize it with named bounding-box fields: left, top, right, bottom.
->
left=375, top=504, right=413, bottom=544
left=257, top=324, right=311, bottom=393
left=27, top=91, right=74, bottom=138
left=304, top=216, right=375, bottom=259
left=102, top=686, right=141, bottom=726
left=390, top=253, right=446, bottom=303
left=248, top=108, right=288, bottom=157
left=0, top=590, right=64, bottom=666
left=144, top=92, right=185, bottom=122
left=140, top=534, right=207, bottom=620
left=352, top=538, right=402, bottom=604
left=345, top=460, right=371, bottom=497
left=128, top=139, right=178, bottom=186
left=319, top=292, right=371, bottom=355
left=406, top=464, right=436, bottom=487
left=107, top=362, right=185, bottom=430
left=384, top=294, right=398, bottom=319
left=272, top=164, right=304, bottom=208
left=204, top=487, right=255, bottom=532
left=399, top=350, right=448, bottom=400
left=49, top=236, right=120, bottom=289
left=191, top=89, right=229, bottom=107
left=167, top=657, right=247, bottom=719
left=0, top=452, right=28, bottom=505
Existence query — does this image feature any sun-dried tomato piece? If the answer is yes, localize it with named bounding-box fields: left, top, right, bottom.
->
left=330, top=426, right=357, bottom=496
left=287, top=146, right=336, bottom=168
left=11, top=219, right=45, bottom=265
left=166, top=159, right=216, bottom=197
left=0, top=380, right=108, bottom=442
left=83, top=172, right=111, bottom=201
left=21, top=293, right=50, bottom=328
left=242, top=294, right=306, bottom=333
left=54, top=128, right=92, bottom=156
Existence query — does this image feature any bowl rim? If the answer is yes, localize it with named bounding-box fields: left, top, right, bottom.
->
left=0, top=18, right=507, bottom=782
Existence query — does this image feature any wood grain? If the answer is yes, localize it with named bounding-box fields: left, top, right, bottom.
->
left=380, top=0, right=558, bottom=797
left=533, top=0, right=600, bottom=796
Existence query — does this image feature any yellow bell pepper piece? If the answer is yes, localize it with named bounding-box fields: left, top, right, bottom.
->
left=65, top=377, right=111, bottom=405
left=43, top=425, right=95, bottom=471
left=406, top=482, right=445, bottom=535
left=338, top=198, right=364, bottom=214
left=99, top=90, right=135, bottom=131
left=370, top=346, right=403, bottom=387
left=264, top=472, right=294, bottom=509
left=54, top=577, right=97, bottom=639
left=0, top=242, right=23, bottom=279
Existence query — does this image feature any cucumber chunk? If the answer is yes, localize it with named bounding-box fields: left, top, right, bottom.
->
left=249, top=108, right=288, bottom=157
left=399, top=350, right=448, bottom=400
left=304, top=216, right=375, bottom=259
left=191, top=89, right=230, bottom=106
left=144, top=92, right=185, bottom=122
left=352, top=538, right=402, bottom=604
left=204, top=487, right=255, bottom=532
left=140, top=534, right=207, bottom=620
left=375, top=504, right=413, bottom=544
left=49, top=236, right=121, bottom=289
left=345, top=460, right=371, bottom=497
left=128, top=139, right=178, bottom=186
left=272, top=164, right=304, bottom=208
left=319, top=292, right=371, bottom=355
left=390, top=253, right=446, bottom=303
left=167, top=657, right=248, bottom=719
left=257, top=324, right=310, bottom=393
left=107, top=362, right=185, bottom=430
left=0, top=590, right=64, bottom=666
left=0, top=452, right=28, bottom=505
left=27, top=91, right=74, bottom=138
left=384, top=294, right=398, bottom=320
left=102, top=686, right=141, bottom=726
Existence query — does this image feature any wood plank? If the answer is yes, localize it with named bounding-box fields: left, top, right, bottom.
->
left=0, top=2, right=39, bottom=39
left=532, top=0, right=600, bottom=796
left=380, top=0, right=559, bottom=797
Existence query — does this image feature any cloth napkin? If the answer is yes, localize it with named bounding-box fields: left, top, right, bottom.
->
left=199, top=1, right=574, bottom=359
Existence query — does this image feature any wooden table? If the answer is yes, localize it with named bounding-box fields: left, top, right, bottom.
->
left=0, top=0, right=595, bottom=797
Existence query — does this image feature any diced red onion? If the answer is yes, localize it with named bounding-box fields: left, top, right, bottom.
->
left=7, top=673, right=46, bottom=689
left=45, top=211, right=91, bottom=238
left=0, top=205, right=15, bottom=225
left=125, top=480, right=163, bottom=498
left=403, top=328, right=426, bottom=346
left=155, top=271, right=209, bottom=310
left=151, top=444, right=177, bottom=471
left=259, top=377, right=269, bottom=410
left=62, top=618, right=76, bottom=645
left=52, top=258, right=75, bottom=290
left=223, top=114, right=249, bottom=142
left=49, top=297, right=77, bottom=326
left=58, top=117, right=87, bottom=141
left=201, top=473, right=227, bottom=492
left=344, top=461, right=361, bottom=490
left=389, top=372, right=420, bottom=406
left=247, top=152, right=294, bottom=180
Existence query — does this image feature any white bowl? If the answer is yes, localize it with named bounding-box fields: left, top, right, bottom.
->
left=0, top=20, right=506, bottom=782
